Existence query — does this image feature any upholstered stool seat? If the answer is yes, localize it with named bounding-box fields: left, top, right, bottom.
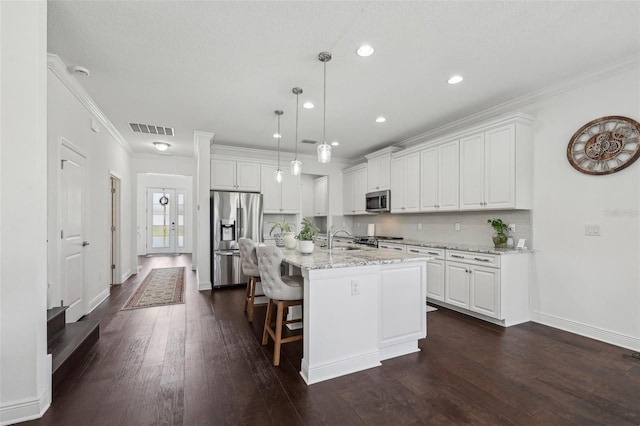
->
left=256, top=245, right=303, bottom=366
left=239, top=238, right=267, bottom=322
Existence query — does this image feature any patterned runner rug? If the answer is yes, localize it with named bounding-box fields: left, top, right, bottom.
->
left=122, top=267, right=185, bottom=310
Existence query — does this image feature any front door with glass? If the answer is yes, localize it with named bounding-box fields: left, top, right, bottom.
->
left=147, top=187, right=186, bottom=254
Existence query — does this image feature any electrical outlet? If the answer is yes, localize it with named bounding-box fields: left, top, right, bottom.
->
left=508, top=223, right=516, bottom=233
left=585, top=224, right=601, bottom=236
left=351, top=280, right=360, bottom=296
left=454, top=222, right=461, bottom=231
left=418, top=223, right=422, bottom=230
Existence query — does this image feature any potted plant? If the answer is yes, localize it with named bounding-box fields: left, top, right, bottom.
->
left=487, top=218, right=509, bottom=248
left=295, top=217, right=319, bottom=254
left=268, top=217, right=295, bottom=248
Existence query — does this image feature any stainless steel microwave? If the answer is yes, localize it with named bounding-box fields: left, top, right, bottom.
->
left=366, top=190, right=390, bottom=213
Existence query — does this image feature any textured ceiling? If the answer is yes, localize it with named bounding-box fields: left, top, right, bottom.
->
left=47, top=1, right=640, bottom=160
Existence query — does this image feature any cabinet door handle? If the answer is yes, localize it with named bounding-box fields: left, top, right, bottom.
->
left=427, top=251, right=439, bottom=255
left=409, top=249, right=419, bottom=253
left=474, top=257, right=491, bottom=262
left=394, top=247, right=402, bottom=251
left=451, top=254, right=465, bottom=259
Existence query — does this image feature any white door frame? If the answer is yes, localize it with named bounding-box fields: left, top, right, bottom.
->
left=109, top=172, right=122, bottom=284
left=146, top=187, right=187, bottom=254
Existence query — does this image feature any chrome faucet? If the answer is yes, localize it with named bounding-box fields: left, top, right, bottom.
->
left=329, top=229, right=352, bottom=250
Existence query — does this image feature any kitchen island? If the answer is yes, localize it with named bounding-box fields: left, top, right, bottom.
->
left=280, top=244, right=430, bottom=385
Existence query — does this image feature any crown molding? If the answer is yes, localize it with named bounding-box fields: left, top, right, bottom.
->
left=396, top=54, right=640, bottom=150
left=47, top=54, right=132, bottom=155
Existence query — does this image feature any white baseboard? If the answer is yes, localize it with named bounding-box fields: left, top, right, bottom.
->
left=87, top=288, right=110, bottom=314
left=120, top=269, right=133, bottom=283
left=530, top=310, right=640, bottom=351
left=0, top=356, right=51, bottom=426
left=196, top=270, right=212, bottom=291
left=300, top=350, right=381, bottom=385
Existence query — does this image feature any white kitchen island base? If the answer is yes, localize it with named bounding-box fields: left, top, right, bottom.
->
left=289, top=258, right=427, bottom=385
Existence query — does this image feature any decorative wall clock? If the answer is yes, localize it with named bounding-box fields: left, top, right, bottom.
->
left=567, top=116, right=640, bottom=175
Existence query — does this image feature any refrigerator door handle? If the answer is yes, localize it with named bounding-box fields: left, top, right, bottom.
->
left=237, top=206, right=242, bottom=241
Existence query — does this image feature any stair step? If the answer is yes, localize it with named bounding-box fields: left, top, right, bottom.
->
left=48, top=317, right=100, bottom=393
left=47, top=306, right=68, bottom=341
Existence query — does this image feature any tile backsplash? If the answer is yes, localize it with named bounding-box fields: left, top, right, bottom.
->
left=351, top=210, right=532, bottom=248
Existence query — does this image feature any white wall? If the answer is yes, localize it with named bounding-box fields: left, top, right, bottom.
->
left=0, top=2, right=51, bottom=424
left=524, top=67, right=640, bottom=350
left=135, top=172, right=193, bottom=255
left=47, top=60, right=135, bottom=308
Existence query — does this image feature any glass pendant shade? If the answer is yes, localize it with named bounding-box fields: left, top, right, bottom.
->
left=290, top=159, right=302, bottom=176
left=275, top=168, right=283, bottom=183
left=317, top=142, right=332, bottom=163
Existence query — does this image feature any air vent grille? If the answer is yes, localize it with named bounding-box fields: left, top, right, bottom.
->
left=301, top=139, right=318, bottom=144
left=129, top=122, right=174, bottom=136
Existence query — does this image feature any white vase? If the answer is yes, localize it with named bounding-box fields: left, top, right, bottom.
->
left=298, top=240, right=314, bottom=254
left=283, top=232, right=296, bottom=249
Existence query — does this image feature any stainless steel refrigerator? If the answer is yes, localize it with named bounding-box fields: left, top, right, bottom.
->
left=211, top=191, right=263, bottom=288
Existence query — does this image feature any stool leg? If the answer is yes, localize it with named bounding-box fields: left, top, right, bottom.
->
left=248, top=277, right=257, bottom=322
left=244, top=276, right=251, bottom=313
left=262, top=299, right=273, bottom=345
left=273, top=301, right=285, bottom=366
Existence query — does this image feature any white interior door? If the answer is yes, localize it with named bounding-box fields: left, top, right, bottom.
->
left=61, top=144, right=87, bottom=322
left=147, top=188, right=186, bottom=254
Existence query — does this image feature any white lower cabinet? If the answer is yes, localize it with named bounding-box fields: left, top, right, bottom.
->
left=407, top=245, right=445, bottom=301
left=437, top=249, right=530, bottom=326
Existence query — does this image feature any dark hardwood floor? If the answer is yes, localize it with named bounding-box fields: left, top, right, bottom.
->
left=26, top=255, right=640, bottom=425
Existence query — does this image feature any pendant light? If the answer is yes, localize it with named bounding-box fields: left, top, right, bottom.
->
left=317, top=51, right=332, bottom=163
left=291, top=87, right=303, bottom=175
left=274, top=110, right=284, bottom=183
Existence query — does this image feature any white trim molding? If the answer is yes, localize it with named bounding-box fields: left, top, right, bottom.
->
left=87, top=288, right=110, bottom=314
left=531, top=310, right=640, bottom=352
left=47, top=54, right=132, bottom=155
left=196, top=270, right=212, bottom=291
left=0, top=355, right=51, bottom=426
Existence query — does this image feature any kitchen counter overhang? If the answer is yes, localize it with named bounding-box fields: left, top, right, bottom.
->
left=279, top=245, right=431, bottom=385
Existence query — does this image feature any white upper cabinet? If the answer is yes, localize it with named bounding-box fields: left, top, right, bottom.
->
left=343, top=165, right=367, bottom=215
left=459, top=121, right=532, bottom=210
left=211, top=159, right=261, bottom=192
left=366, top=147, right=401, bottom=192
left=261, top=164, right=300, bottom=214
left=390, top=152, right=420, bottom=213
left=313, top=176, right=328, bottom=216
left=420, top=140, right=459, bottom=212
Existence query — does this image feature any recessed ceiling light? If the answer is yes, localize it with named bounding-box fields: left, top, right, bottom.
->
left=273, top=133, right=282, bottom=139
left=356, top=45, right=375, bottom=57
left=153, top=142, right=170, bottom=151
left=376, top=116, right=386, bottom=123
left=303, top=102, right=314, bottom=109
left=447, top=75, right=464, bottom=85
left=331, top=141, right=339, bottom=146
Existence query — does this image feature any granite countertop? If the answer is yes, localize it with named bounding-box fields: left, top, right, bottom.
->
left=281, top=244, right=430, bottom=270
left=378, top=238, right=532, bottom=255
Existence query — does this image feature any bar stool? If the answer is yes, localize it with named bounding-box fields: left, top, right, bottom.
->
left=256, top=245, right=303, bottom=366
left=239, top=238, right=267, bottom=322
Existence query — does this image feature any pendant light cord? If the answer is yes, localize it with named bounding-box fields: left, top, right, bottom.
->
left=322, top=60, right=327, bottom=145
left=295, top=93, right=299, bottom=160
left=277, top=114, right=281, bottom=168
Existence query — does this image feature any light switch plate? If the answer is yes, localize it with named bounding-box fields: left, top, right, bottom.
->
left=454, top=223, right=461, bottom=231
left=508, top=223, right=516, bottom=233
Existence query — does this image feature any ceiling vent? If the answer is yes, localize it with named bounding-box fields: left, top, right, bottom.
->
left=129, top=122, right=174, bottom=136
left=301, top=139, right=318, bottom=144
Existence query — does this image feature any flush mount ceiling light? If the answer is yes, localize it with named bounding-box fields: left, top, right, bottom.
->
left=274, top=110, right=284, bottom=183
left=153, top=142, right=170, bottom=152
left=291, top=87, right=303, bottom=176
left=273, top=132, right=282, bottom=138
left=302, top=102, right=314, bottom=109
left=447, top=75, right=464, bottom=85
left=317, top=51, right=332, bottom=164
left=71, top=65, right=90, bottom=77
left=376, top=116, right=387, bottom=123
left=331, top=141, right=339, bottom=146
left=356, top=44, right=375, bottom=57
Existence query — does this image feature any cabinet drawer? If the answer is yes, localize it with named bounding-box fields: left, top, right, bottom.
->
left=378, top=242, right=406, bottom=252
left=446, top=250, right=500, bottom=268
left=406, top=245, right=444, bottom=259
